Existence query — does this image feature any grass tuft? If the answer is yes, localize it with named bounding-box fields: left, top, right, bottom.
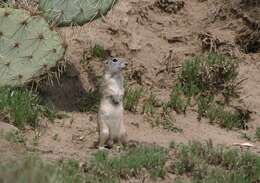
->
left=124, top=86, right=143, bottom=112
left=167, top=53, right=249, bottom=130
left=4, top=130, right=25, bottom=144
left=168, top=83, right=188, bottom=114
left=91, top=44, right=108, bottom=59
left=142, top=92, right=159, bottom=116
left=179, top=53, right=239, bottom=98
left=0, top=87, right=53, bottom=129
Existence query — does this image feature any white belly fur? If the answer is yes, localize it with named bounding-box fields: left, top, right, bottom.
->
left=99, top=99, right=123, bottom=139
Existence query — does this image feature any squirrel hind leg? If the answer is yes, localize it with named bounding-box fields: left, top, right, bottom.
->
left=98, top=125, right=110, bottom=149
left=119, top=131, right=127, bottom=146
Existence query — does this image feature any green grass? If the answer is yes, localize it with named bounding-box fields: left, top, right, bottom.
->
left=0, top=87, right=53, bottom=129
left=179, top=53, right=238, bottom=98
left=170, top=141, right=260, bottom=183
left=4, top=130, right=25, bottom=144
left=167, top=53, right=249, bottom=130
left=1, top=141, right=259, bottom=183
left=91, top=44, right=108, bottom=59
left=197, top=96, right=250, bottom=129
left=167, top=83, right=188, bottom=114
left=88, top=145, right=168, bottom=182
left=0, top=145, right=168, bottom=183
left=158, top=111, right=183, bottom=133
left=124, top=86, right=143, bottom=112
left=79, top=90, right=101, bottom=113
left=205, top=103, right=249, bottom=129
left=256, top=127, right=260, bottom=141
left=0, top=156, right=84, bottom=183
left=142, top=92, right=159, bottom=116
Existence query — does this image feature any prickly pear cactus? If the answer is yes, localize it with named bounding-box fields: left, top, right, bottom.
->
left=0, top=7, right=65, bottom=87
left=39, top=0, right=116, bottom=26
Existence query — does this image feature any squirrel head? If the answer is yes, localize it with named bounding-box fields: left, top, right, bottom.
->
left=104, top=58, right=128, bottom=75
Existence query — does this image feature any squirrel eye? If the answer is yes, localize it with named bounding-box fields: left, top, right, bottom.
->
left=112, top=58, right=118, bottom=63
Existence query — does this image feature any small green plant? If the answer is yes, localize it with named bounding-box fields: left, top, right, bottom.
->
left=142, top=92, right=159, bottom=116
left=79, top=90, right=101, bottom=113
left=0, top=87, right=52, bottom=129
left=92, top=44, right=108, bottom=59
left=168, top=84, right=188, bottom=113
left=197, top=95, right=214, bottom=119
left=256, top=127, right=260, bottom=141
left=4, top=130, right=25, bottom=144
left=206, top=104, right=249, bottom=130
left=124, top=86, right=143, bottom=112
left=161, top=113, right=183, bottom=133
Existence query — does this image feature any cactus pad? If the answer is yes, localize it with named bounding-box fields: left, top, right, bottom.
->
left=0, top=7, right=65, bottom=87
left=39, top=0, right=116, bottom=26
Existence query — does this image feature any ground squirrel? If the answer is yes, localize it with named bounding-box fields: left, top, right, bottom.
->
left=97, top=57, right=128, bottom=149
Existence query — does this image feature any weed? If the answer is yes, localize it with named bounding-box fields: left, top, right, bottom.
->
left=4, top=130, right=25, bottom=144
left=0, top=87, right=54, bottom=129
left=91, top=44, right=108, bottom=59
left=124, top=86, right=143, bottom=112
left=197, top=94, right=214, bottom=120
left=79, top=90, right=101, bottom=113
left=142, top=92, right=159, bottom=116
left=161, top=113, right=183, bottom=133
left=0, top=87, right=39, bottom=128
left=256, top=127, right=260, bottom=141
left=206, top=104, right=249, bottom=130
left=168, top=84, right=188, bottom=113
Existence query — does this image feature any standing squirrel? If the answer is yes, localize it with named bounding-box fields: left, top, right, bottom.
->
left=97, top=57, right=128, bottom=149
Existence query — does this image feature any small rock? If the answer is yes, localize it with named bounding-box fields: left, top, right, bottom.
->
left=79, top=136, right=85, bottom=141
